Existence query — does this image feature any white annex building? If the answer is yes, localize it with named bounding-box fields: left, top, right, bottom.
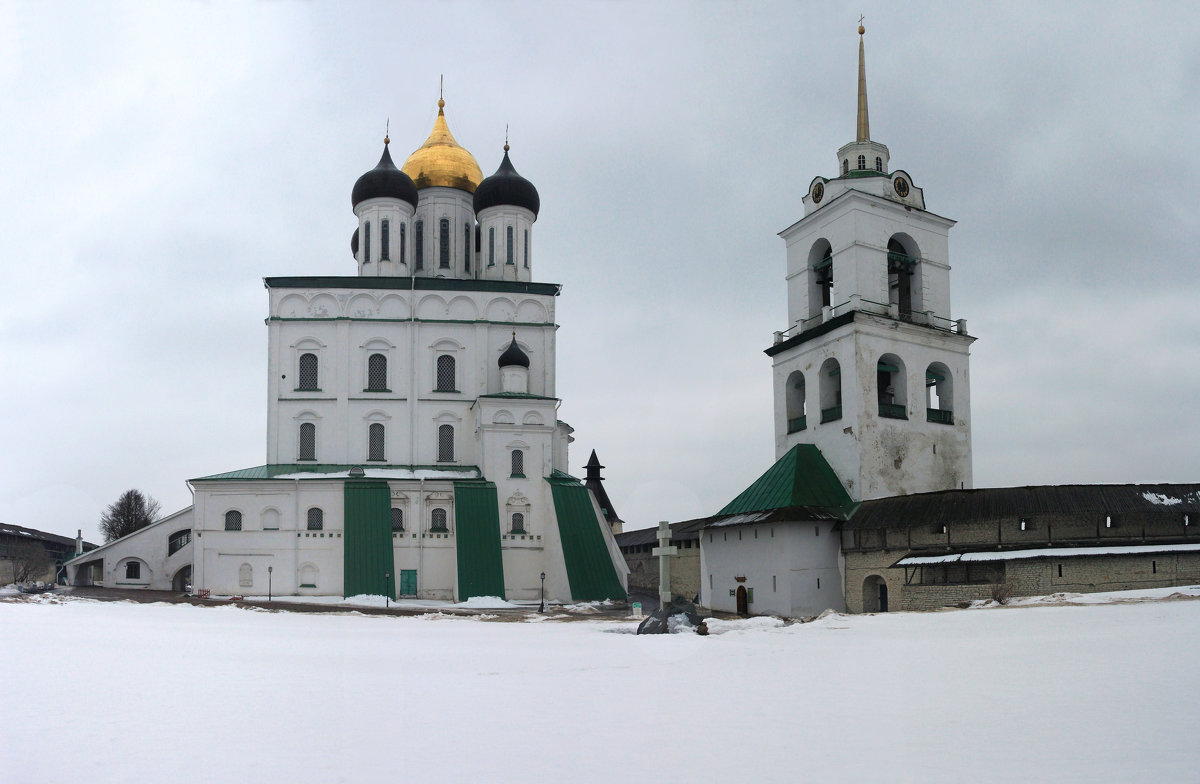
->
left=68, top=97, right=629, bottom=604
left=699, top=24, right=976, bottom=617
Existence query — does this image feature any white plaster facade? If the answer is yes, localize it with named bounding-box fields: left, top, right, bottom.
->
left=66, top=507, right=194, bottom=591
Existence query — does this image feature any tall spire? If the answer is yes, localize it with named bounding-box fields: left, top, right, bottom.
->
left=856, top=19, right=870, bottom=143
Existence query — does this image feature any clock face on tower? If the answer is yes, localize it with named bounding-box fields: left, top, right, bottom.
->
left=893, top=176, right=909, bottom=198
left=812, top=181, right=824, bottom=204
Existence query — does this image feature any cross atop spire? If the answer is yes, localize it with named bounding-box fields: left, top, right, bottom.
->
left=857, top=19, right=870, bottom=143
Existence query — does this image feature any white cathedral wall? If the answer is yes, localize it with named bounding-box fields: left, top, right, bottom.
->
left=476, top=204, right=535, bottom=282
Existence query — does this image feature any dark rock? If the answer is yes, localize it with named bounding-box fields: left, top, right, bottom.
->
left=636, top=599, right=705, bottom=635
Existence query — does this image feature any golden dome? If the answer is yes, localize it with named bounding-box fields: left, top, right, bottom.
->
left=401, top=99, right=484, bottom=193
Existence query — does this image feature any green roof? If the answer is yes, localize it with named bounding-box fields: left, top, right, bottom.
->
left=718, top=445, right=854, bottom=517
left=546, top=473, right=626, bottom=601
left=264, top=276, right=560, bottom=297
left=191, top=464, right=481, bottom=481
left=454, top=481, right=507, bottom=600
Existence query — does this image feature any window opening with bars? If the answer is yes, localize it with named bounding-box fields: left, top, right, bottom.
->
left=367, top=353, right=387, bottom=391
left=125, top=561, right=141, bottom=579
left=439, top=218, right=450, bottom=268
left=511, top=449, right=524, bottom=477
left=435, top=354, right=455, bottom=392
left=225, top=511, right=242, bottom=531
left=368, top=423, right=385, bottom=461
left=299, top=422, right=316, bottom=461
left=391, top=507, right=404, bottom=532
left=430, top=507, right=448, bottom=532
left=511, top=512, right=526, bottom=534
left=298, top=353, right=319, bottom=390
left=307, top=507, right=324, bottom=531
left=381, top=220, right=390, bottom=260
left=437, top=424, right=454, bottom=462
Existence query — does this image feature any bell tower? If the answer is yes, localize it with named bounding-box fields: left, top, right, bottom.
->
left=766, top=23, right=976, bottom=501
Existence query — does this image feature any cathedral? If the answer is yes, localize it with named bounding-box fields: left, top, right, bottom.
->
left=66, top=96, right=629, bottom=603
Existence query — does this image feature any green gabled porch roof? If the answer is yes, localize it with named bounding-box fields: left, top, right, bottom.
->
left=718, top=444, right=855, bottom=518
left=191, top=464, right=482, bottom=481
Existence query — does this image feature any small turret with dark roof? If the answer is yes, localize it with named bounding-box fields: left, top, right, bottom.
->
left=498, top=333, right=530, bottom=368
left=352, top=142, right=419, bottom=209
left=584, top=450, right=623, bottom=532
left=473, top=144, right=540, bottom=217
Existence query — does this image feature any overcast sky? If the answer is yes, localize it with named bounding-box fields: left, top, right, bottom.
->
left=2, top=1, right=1198, bottom=545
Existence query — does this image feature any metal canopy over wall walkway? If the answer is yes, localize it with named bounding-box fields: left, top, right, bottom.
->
left=453, top=481, right=506, bottom=600
left=547, top=473, right=626, bottom=601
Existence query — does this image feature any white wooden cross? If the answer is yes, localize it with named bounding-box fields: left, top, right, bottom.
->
left=651, top=520, right=678, bottom=607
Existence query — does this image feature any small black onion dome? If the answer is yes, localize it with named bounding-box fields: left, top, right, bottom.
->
left=352, top=143, right=418, bottom=209
left=473, top=148, right=540, bottom=217
left=351, top=227, right=359, bottom=255
left=498, top=335, right=530, bottom=368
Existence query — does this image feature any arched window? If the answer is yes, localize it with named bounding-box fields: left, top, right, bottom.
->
left=506, top=226, right=514, bottom=265
left=439, top=218, right=450, bottom=268
left=464, top=224, right=471, bottom=272
left=391, top=508, right=404, bottom=532
left=298, top=353, right=319, bottom=391
left=363, top=221, right=371, bottom=263
left=819, top=358, right=842, bottom=423
left=511, top=449, right=525, bottom=477
left=875, top=156, right=883, bottom=172
left=809, top=240, right=833, bottom=314
left=239, top=563, right=252, bottom=588
left=367, top=353, right=387, bottom=391
left=511, top=512, right=526, bottom=534
left=857, top=154, right=866, bottom=170
left=842, top=159, right=849, bottom=175
left=435, top=354, right=456, bottom=392
left=125, top=561, right=141, bottom=579
left=786, top=371, right=806, bottom=433
left=488, top=227, right=495, bottom=266
left=299, top=422, right=316, bottom=461
left=368, top=422, right=385, bottom=461
left=926, top=362, right=954, bottom=424
left=381, top=219, right=390, bottom=261
left=307, top=507, right=324, bottom=531
left=430, top=507, right=448, bottom=532
left=877, top=353, right=908, bottom=420
left=524, top=229, right=529, bottom=268
left=400, top=222, right=406, bottom=264
left=415, top=220, right=424, bottom=269
left=168, top=529, right=191, bottom=555
left=887, top=237, right=916, bottom=317
left=225, top=511, right=242, bottom=531
left=438, top=424, right=454, bottom=462
left=299, top=563, right=318, bottom=588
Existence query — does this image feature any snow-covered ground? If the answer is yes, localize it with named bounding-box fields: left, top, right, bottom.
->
left=3, top=589, right=1198, bottom=783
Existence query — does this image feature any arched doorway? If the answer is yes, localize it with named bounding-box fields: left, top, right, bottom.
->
left=735, top=585, right=748, bottom=616
left=172, top=564, right=192, bottom=593
left=863, top=575, right=889, bottom=613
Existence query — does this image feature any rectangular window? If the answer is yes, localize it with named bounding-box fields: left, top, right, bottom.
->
left=299, top=422, right=316, bottom=461
left=772, top=575, right=776, bottom=592
left=464, top=224, right=471, bottom=273
left=364, top=222, right=371, bottom=263
left=524, top=229, right=529, bottom=268
left=511, top=449, right=524, bottom=477
left=488, top=227, right=495, bottom=266
left=415, top=221, right=423, bottom=269
left=125, top=561, right=140, bottom=580
left=815, top=526, right=820, bottom=536
left=400, top=223, right=406, bottom=264
left=1152, top=560, right=1157, bottom=574
left=381, top=220, right=390, bottom=261
left=439, top=218, right=450, bottom=268
left=817, top=577, right=821, bottom=589
left=1058, top=564, right=1063, bottom=577
left=506, top=226, right=514, bottom=265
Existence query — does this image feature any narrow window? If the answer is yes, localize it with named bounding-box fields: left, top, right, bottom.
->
left=506, top=226, right=514, bottom=265
left=842, top=159, right=849, bottom=175
left=439, top=218, right=450, bottom=268
left=1152, top=560, right=1157, bottom=574
left=817, top=577, right=821, bottom=589
left=400, top=223, right=406, bottom=264
left=415, top=220, right=424, bottom=269
left=464, top=224, right=471, bottom=273
left=709, top=574, right=713, bottom=589
left=368, top=423, right=385, bottom=461
left=298, top=353, right=319, bottom=391
left=430, top=507, right=448, bottom=532
left=875, top=156, right=883, bottom=172
left=364, top=221, right=371, bottom=263
left=125, top=561, right=140, bottom=580
left=381, top=219, right=390, bottom=261
left=1058, top=564, right=1063, bottom=577
left=1106, top=515, right=1113, bottom=529
left=225, top=511, right=242, bottom=531
left=367, top=353, right=387, bottom=391
left=511, top=449, right=524, bottom=477
left=307, top=507, right=323, bottom=531
left=857, top=154, right=866, bottom=170
left=511, top=512, right=526, bottom=534
left=1020, top=518, right=1029, bottom=531
left=438, top=424, right=454, bottom=462
left=488, top=227, right=495, bottom=266
left=299, top=422, right=316, bottom=461
left=391, top=508, right=404, bottom=532
left=772, top=575, right=776, bottom=592
left=239, top=563, right=252, bottom=587
left=524, top=229, right=529, bottom=268
left=815, top=526, right=820, bottom=536
left=435, top=354, right=456, bottom=392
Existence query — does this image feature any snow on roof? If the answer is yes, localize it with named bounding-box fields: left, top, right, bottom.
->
left=896, top=542, right=1200, bottom=566
left=270, top=468, right=479, bottom=480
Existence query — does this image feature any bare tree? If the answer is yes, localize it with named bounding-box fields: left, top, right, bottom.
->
left=10, top=539, right=52, bottom=583
left=100, top=489, right=161, bottom=542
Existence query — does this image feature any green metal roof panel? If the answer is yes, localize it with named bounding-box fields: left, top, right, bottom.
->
left=343, top=480, right=395, bottom=598
left=191, top=464, right=481, bottom=481
left=546, top=474, right=627, bottom=601
left=453, top=482, right=506, bottom=600
left=718, top=445, right=853, bottom=517
left=265, top=276, right=561, bottom=297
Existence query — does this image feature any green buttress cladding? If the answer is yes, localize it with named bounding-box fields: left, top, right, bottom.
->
left=343, top=480, right=395, bottom=598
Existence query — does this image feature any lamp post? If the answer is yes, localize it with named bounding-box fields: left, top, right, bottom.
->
left=267, top=565, right=273, bottom=602
left=539, top=571, right=546, bottom=613
left=385, top=571, right=391, bottom=609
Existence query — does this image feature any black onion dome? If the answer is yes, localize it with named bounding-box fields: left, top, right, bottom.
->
left=473, top=149, right=540, bottom=217
left=498, top=335, right=530, bottom=368
left=352, top=144, right=418, bottom=209
left=351, top=227, right=359, bottom=255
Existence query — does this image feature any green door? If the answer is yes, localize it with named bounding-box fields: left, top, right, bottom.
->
left=399, top=569, right=417, bottom=597
left=343, top=479, right=394, bottom=598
